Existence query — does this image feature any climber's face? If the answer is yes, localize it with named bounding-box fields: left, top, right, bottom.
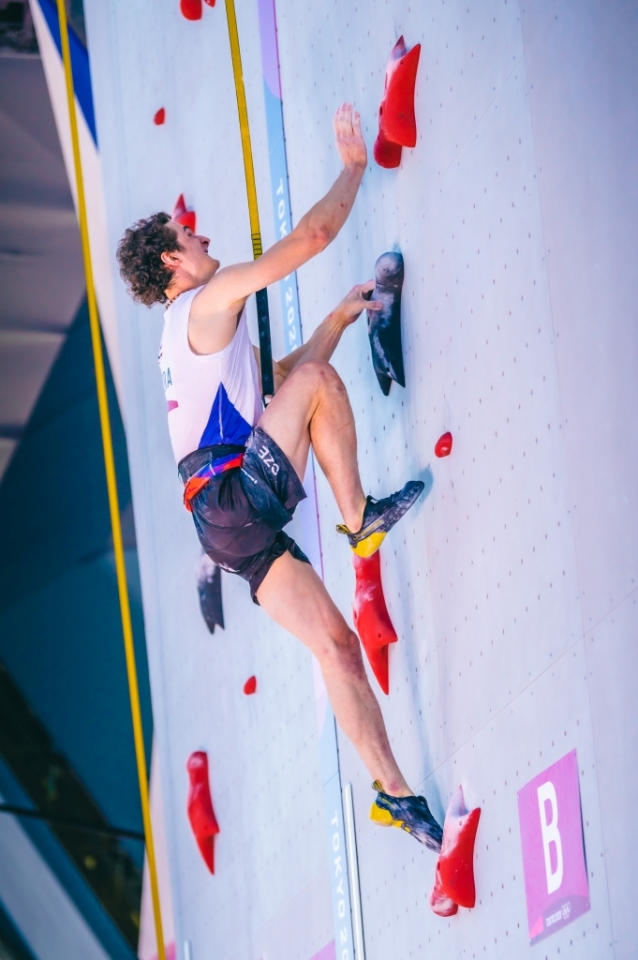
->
left=167, top=221, right=220, bottom=277
left=160, top=222, right=220, bottom=302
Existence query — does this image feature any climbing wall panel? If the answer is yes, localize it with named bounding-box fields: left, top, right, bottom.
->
left=274, top=0, right=636, bottom=957
left=83, top=0, right=638, bottom=958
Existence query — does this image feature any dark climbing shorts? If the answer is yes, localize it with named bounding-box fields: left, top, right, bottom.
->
left=178, top=427, right=310, bottom=603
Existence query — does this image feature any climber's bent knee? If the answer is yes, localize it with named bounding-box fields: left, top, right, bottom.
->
left=284, top=359, right=345, bottom=398
left=256, top=551, right=366, bottom=670
left=315, top=626, right=366, bottom=679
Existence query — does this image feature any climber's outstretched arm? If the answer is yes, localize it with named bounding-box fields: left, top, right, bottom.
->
left=189, top=105, right=367, bottom=353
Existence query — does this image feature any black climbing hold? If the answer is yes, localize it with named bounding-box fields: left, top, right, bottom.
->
left=366, top=251, right=406, bottom=396
left=197, top=553, right=224, bottom=633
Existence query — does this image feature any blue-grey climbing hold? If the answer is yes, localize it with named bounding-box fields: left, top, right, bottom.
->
left=366, top=251, right=406, bottom=395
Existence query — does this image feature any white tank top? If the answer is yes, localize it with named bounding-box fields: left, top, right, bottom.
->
left=158, top=286, right=263, bottom=464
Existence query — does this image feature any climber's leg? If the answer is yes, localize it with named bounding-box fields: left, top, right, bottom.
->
left=256, top=547, right=412, bottom=797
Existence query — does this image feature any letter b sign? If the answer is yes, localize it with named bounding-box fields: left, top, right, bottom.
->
left=518, top=750, right=590, bottom=944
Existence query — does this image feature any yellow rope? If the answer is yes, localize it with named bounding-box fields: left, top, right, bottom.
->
left=225, top=0, right=263, bottom=260
left=55, top=4, right=166, bottom=958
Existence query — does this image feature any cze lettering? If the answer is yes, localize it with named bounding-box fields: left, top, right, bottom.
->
left=258, top=445, right=280, bottom=476
left=161, top=367, right=172, bottom=391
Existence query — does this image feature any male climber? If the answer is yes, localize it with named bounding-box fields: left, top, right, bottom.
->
left=117, top=105, right=443, bottom=860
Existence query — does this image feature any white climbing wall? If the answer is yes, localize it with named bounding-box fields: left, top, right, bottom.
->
left=83, top=1, right=638, bottom=958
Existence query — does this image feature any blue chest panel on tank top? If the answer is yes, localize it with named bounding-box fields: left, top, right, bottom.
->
left=199, top=383, right=252, bottom=449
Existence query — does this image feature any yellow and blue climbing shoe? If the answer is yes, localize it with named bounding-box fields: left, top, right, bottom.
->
left=370, top=780, right=443, bottom=853
left=336, top=481, right=424, bottom=557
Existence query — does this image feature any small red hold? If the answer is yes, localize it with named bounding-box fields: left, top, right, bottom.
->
left=172, top=193, right=196, bottom=233
left=431, top=785, right=481, bottom=911
left=374, top=36, right=421, bottom=169
left=203, top=0, right=216, bottom=5
left=186, top=751, right=219, bottom=874
left=243, top=676, right=257, bottom=695
left=180, top=0, right=202, bottom=20
left=352, top=550, right=397, bottom=695
left=435, top=431, right=453, bottom=458
left=153, top=108, right=166, bottom=126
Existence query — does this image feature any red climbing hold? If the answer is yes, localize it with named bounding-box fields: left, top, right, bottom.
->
left=180, top=0, right=202, bottom=21
left=186, top=751, right=219, bottom=874
left=172, top=193, right=187, bottom=218
left=373, top=129, right=403, bottom=169
left=374, top=36, right=421, bottom=168
left=435, top=431, right=453, bottom=458
left=153, top=108, right=166, bottom=126
left=178, top=210, right=196, bottom=232
left=431, top=785, right=481, bottom=911
left=203, top=0, right=216, bottom=5
left=243, top=675, right=257, bottom=695
left=352, top=551, right=397, bottom=695
left=172, top=193, right=196, bottom=233
left=381, top=39, right=421, bottom=148
left=429, top=861, right=459, bottom=918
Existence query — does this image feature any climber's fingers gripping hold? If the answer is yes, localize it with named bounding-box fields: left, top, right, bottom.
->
left=333, top=103, right=367, bottom=168
left=334, top=281, right=381, bottom=327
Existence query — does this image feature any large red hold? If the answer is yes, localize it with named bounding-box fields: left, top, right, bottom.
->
left=352, top=551, right=397, bottom=695
left=374, top=36, right=422, bottom=169
left=186, top=751, right=219, bottom=874
left=180, top=0, right=202, bottom=20
left=380, top=38, right=421, bottom=147
left=429, top=861, right=458, bottom=917
left=430, top=785, right=481, bottom=913
left=172, top=193, right=196, bottom=233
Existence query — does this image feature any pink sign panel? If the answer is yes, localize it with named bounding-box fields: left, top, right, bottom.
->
left=309, top=944, right=335, bottom=960
left=517, top=749, right=590, bottom=943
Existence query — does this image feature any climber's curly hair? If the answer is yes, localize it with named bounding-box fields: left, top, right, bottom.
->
left=116, top=212, right=181, bottom=306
